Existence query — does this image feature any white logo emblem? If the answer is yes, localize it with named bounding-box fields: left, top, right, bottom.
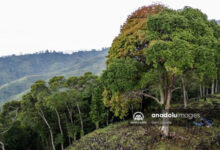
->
left=133, top=112, right=144, bottom=121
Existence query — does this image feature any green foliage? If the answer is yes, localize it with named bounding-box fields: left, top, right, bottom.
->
left=55, top=134, right=64, bottom=146
left=30, top=80, right=49, bottom=99
left=90, top=82, right=108, bottom=127
left=0, top=71, right=111, bottom=150
left=48, top=76, right=65, bottom=91
left=103, top=5, right=220, bottom=118
left=2, top=121, right=34, bottom=150
left=101, top=58, right=142, bottom=93
left=101, top=58, right=144, bottom=118
left=0, top=4, right=220, bottom=150
left=0, top=48, right=108, bottom=104
left=1, top=100, right=20, bottom=116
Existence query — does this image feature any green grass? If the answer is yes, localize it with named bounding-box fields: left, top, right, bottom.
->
left=67, top=120, right=220, bottom=150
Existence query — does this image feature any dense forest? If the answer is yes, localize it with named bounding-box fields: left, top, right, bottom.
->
left=0, top=4, right=220, bottom=150
left=0, top=48, right=108, bottom=104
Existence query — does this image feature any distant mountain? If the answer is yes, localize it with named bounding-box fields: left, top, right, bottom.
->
left=0, top=48, right=108, bottom=104
left=217, top=20, right=220, bottom=26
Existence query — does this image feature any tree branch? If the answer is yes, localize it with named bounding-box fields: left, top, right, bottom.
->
left=171, top=87, right=181, bottom=93
left=142, top=93, right=161, bottom=104
left=131, top=90, right=162, bottom=105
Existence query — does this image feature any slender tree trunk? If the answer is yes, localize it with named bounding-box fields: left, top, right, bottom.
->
left=161, top=87, right=172, bottom=136
left=76, top=102, right=84, bottom=137
left=38, top=109, right=56, bottom=150
left=95, top=122, right=99, bottom=129
left=203, top=87, right=205, bottom=97
left=159, top=84, right=165, bottom=105
left=68, top=136, right=71, bottom=145
left=106, top=118, right=109, bottom=126
left=181, top=77, right=187, bottom=108
left=186, top=91, right=189, bottom=101
left=0, top=141, right=5, bottom=150
left=106, top=110, right=109, bottom=126
left=200, top=85, right=203, bottom=97
left=55, top=109, right=64, bottom=150
left=215, top=79, right=218, bottom=93
left=206, top=88, right=209, bottom=96
left=211, top=80, right=215, bottom=95
left=74, top=133, right=77, bottom=141
left=66, top=105, right=74, bottom=126
left=65, top=114, right=72, bottom=145
left=165, top=88, right=172, bottom=110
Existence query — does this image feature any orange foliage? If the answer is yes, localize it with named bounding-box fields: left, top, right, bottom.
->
left=120, top=4, right=164, bottom=33
left=107, top=4, right=165, bottom=63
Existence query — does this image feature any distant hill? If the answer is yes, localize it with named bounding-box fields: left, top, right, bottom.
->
left=0, top=48, right=108, bottom=105
left=217, top=20, right=220, bottom=26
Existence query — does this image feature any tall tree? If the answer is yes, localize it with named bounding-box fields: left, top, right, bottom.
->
left=90, top=81, right=108, bottom=129
left=102, top=6, right=218, bottom=136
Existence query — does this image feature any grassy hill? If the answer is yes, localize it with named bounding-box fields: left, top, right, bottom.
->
left=67, top=95, right=220, bottom=150
left=0, top=49, right=108, bottom=105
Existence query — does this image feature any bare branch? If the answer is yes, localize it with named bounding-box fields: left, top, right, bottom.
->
left=142, top=93, right=161, bottom=104
left=131, top=90, right=162, bottom=105
left=171, top=87, right=181, bottom=93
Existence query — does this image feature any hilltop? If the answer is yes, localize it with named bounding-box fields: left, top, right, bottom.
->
left=0, top=48, right=108, bottom=104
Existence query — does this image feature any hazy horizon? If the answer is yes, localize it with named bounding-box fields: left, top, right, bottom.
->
left=0, top=0, right=220, bottom=56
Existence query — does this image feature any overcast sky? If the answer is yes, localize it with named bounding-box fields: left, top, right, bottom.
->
left=0, top=0, right=219, bottom=56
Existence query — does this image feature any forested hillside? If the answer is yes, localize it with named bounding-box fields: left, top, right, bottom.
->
left=0, top=48, right=108, bottom=104
left=0, top=4, right=220, bottom=150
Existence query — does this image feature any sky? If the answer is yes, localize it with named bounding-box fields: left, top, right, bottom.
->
left=0, top=0, right=219, bottom=56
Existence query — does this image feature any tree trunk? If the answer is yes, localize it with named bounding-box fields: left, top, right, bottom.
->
left=203, top=87, right=205, bottom=97
left=159, top=84, right=165, bottom=105
left=76, top=102, right=84, bottom=137
left=165, top=88, right=172, bottom=110
left=161, top=87, right=172, bottom=136
left=106, top=110, right=109, bottom=126
left=211, top=80, right=215, bottom=95
left=55, top=109, right=64, bottom=150
left=65, top=115, right=72, bottom=145
left=161, top=110, right=169, bottom=136
left=186, top=91, right=189, bottom=101
left=38, top=109, right=56, bottom=150
left=181, top=77, right=187, bottom=108
left=0, top=141, right=5, bottom=150
left=66, top=106, right=74, bottom=126
left=206, top=88, right=209, bottom=96
left=95, top=122, right=99, bottom=129
left=68, top=136, right=71, bottom=145
left=200, top=85, right=203, bottom=97
left=215, top=79, right=218, bottom=93
left=74, top=133, right=77, bottom=141
left=66, top=105, right=74, bottom=144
